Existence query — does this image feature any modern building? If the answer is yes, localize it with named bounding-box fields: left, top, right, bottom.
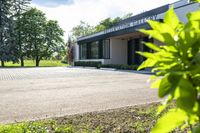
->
left=74, top=0, right=199, bottom=65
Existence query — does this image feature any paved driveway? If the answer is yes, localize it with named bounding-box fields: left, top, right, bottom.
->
left=0, top=67, right=158, bottom=124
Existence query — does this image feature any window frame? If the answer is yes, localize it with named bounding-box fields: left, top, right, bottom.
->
left=79, top=39, right=110, bottom=60
left=102, top=39, right=110, bottom=59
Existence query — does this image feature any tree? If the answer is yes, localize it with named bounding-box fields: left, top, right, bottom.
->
left=66, top=36, right=74, bottom=65
left=71, top=13, right=133, bottom=40
left=21, top=8, right=65, bottom=66
left=71, top=21, right=95, bottom=39
left=137, top=1, right=200, bottom=132
left=21, top=8, right=46, bottom=67
left=0, top=0, right=31, bottom=67
left=122, top=13, right=133, bottom=19
left=13, top=0, right=31, bottom=67
left=95, top=13, right=132, bottom=32
left=95, top=17, right=122, bottom=32
left=44, top=20, right=65, bottom=61
left=0, top=0, right=14, bottom=67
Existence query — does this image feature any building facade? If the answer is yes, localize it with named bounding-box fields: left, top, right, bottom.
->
left=74, top=0, right=199, bottom=65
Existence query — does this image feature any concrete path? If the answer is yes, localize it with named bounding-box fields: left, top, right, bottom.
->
left=0, top=67, right=158, bottom=124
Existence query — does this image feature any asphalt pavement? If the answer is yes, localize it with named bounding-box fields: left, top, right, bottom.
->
left=0, top=67, right=158, bottom=124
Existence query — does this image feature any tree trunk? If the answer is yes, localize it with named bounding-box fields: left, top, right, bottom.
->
left=1, top=60, right=4, bottom=67
left=20, top=57, right=24, bottom=67
left=36, top=60, right=40, bottom=67
left=36, top=56, right=40, bottom=67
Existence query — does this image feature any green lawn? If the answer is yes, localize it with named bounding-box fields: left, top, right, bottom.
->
left=3, top=60, right=68, bottom=67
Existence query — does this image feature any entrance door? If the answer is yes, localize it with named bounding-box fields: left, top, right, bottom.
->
left=134, top=39, right=141, bottom=65
left=128, top=37, right=151, bottom=65
left=128, top=40, right=134, bottom=65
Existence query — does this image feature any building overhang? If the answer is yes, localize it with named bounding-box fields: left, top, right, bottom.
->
left=77, top=4, right=169, bottom=44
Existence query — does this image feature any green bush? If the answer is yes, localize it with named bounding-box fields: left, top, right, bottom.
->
left=74, top=61, right=102, bottom=68
left=61, top=60, right=68, bottom=64
left=74, top=61, right=138, bottom=70
left=101, top=64, right=138, bottom=70
left=138, top=1, right=200, bottom=133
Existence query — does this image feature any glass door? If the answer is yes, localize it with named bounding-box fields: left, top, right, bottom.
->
left=128, top=37, right=152, bottom=65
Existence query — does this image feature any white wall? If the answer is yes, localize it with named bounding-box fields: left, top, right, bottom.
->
left=74, top=43, right=79, bottom=61
left=104, top=38, right=127, bottom=65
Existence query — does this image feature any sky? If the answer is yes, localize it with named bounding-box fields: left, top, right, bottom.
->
left=31, top=0, right=178, bottom=40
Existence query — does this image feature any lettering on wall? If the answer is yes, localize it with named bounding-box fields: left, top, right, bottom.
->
left=104, top=14, right=158, bottom=34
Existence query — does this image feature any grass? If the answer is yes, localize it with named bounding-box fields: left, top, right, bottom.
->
left=0, top=102, right=175, bottom=133
left=3, top=60, right=68, bottom=67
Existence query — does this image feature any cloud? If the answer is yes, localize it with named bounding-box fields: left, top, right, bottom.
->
left=32, top=0, right=74, bottom=7
left=31, top=0, right=178, bottom=41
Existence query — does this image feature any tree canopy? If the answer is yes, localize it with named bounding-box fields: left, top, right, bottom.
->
left=71, top=13, right=133, bottom=39
left=0, top=0, right=15, bottom=66
left=0, top=1, right=65, bottom=67
left=71, top=21, right=95, bottom=38
left=20, top=8, right=64, bottom=66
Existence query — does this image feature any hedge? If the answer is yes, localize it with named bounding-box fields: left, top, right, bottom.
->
left=74, top=61, right=102, bottom=68
left=74, top=61, right=138, bottom=70
left=101, top=64, right=138, bottom=70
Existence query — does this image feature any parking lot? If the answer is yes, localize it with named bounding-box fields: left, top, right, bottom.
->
left=0, top=67, right=158, bottom=124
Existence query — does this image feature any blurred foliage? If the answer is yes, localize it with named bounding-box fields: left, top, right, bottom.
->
left=138, top=1, right=200, bottom=132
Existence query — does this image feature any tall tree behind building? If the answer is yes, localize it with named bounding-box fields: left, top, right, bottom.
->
left=71, top=21, right=95, bottom=39
left=71, top=13, right=133, bottom=40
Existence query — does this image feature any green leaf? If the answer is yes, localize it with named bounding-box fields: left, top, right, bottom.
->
left=137, top=51, right=154, bottom=58
left=151, top=79, right=161, bottom=89
left=158, top=74, right=181, bottom=98
left=187, top=10, right=200, bottom=21
left=193, top=124, right=200, bottom=133
left=152, top=109, right=187, bottom=133
left=175, top=79, right=197, bottom=113
left=191, top=53, right=200, bottom=66
left=157, top=104, right=167, bottom=115
left=179, top=27, right=199, bottom=49
left=140, top=29, right=165, bottom=43
left=164, top=7, right=180, bottom=29
left=144, top=42, right=161, bottom=51
left=190, top=0, right=200, bottom=2
left=161, top=46, right=178, bottom=53
left=137, top=58, right=157, bottom=70
left=146, top=20, right=176, bottom=45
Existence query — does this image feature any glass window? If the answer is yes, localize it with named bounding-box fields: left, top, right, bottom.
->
left=80, top=44, right=87, bottom=59
left=102, top=39, right=110, bottom=59
left=79, top=40, right=110, bottom=60
left=90, top=41, right=99, bottom=59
